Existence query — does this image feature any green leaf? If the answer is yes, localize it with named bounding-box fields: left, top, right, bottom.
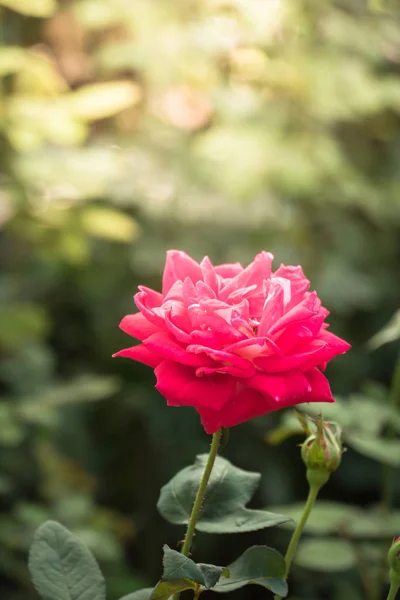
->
left=120, top=591, right=154, bottom=600
left=197, top=564, right=229, bottom=589
left=368, top=310, right=400, bottom=350
left=21, top=374, right=120, bottom=409
left=346, top=433, right=400, bottom=466
left=269, top=502, right=356, bottom=535
left=0, top=0, right=56, bottom=16
left=213, top=546, right=287, bottom=596
left=0, top=47, right=26, bottom=77
left=162, top=545, right=204, bottom=584
left=161, top=545, right=227, bottom=589
left=269, top=501, right=400, bottom=539
left=0, top=304, right=49, bottom=351
left=81, top=207, right=139, bottom=243
left=28, top=521, right=106, bottom=600
left=152, top=580, right=196, bottom=599
left=67, top=81, right=142, bottom=122
left=351, top=511, right=400, bottom=538
left=347, top=396, right=388, bottom=436
left=295, top=538, right=356, bottom=572
left=157, top=454, right=290, bottom=533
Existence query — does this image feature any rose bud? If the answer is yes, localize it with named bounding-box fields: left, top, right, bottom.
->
left=387, top=536, right=400, bottom=598
left=388, top=537, right=400, bottom=577
left=301, top=418, right=342, bottom=488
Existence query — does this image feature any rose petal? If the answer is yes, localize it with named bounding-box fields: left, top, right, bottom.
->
left=195, top=406, right=222, bottom=434
left=247, top=370, right=311, bottom=403
left=254, top=340, right=328, bottom=373
left=189, top=329, right=227, bottom=350
left=317, top=329, right=352, bottom=354
left=195, top=361, right=255, bottom=377
left=163, top=280, right=184, bottom=303
left=112, top=344, right=161, bottom=367
left=272, top=264, right=310, bottom=309
left=196, top=280, right=216, bottom=300
left=303, top=368, right=334, bottom=402
left=144, top=332, right=207, bottom=366
left=258, top=280, right=285, bottom=336
left=182, top=277, right=199, bottom=307
left=226, top=284, right=258, bottom=304
left=268, top=291, right=321, bottom=336
left=274, top=313, right=327, bottom=353
left=197, top=386, right=275, bottom=433
left=225, top=336, right=281, bottom=359
left=200, top=256, right=219, bottom=293
left=214, top=262, right=243, bottom=278
left=162, top=250, right=202, bottom=295
left=199, top=298, right=234, bottom=323
left=219, top=252, right=273, bottom=301
left=155, top=360, right=236, bottom=410
left=134, top=289, right=165, bottom=328
left=119, top=313, right=160, bottom=341
left=186, top=344, right=252, bottom=373
left=164, top=303, right=192, bottom=343
left=187, top=306, right=244, bottom=344
left=137, top=285, right=163, bottom=306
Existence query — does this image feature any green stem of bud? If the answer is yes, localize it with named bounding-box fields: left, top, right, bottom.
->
left=306, top=468, right=330, bottom=490
left=382, top=354, right=400, bottom=513
left=386, top=580, right=399, bottom=600
left=274, top=469, right=330, bottom=600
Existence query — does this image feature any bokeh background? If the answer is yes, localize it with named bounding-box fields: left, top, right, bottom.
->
left=1, top=0, right=400, bottom=599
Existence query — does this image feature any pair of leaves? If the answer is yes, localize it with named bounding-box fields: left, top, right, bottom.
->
left=161, top=546, right=227, bottom=589
left=29, top=522, right=287, bottom=600
left=124, top=545, right=287, bottom=599
left=157, top=454, right=290, bottom=533
left=132, top=545, right=228, bottom=599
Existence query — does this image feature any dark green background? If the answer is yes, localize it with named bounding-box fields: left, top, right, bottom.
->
left=0, top=0, right=399, bottom=599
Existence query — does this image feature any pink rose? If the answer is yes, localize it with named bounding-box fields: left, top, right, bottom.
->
left=113, top=251, right=350, bottom=433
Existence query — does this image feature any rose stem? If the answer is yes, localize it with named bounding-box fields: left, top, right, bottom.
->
left=274, top=471, right=329, bottom=600
left=173, top=428, right=222, bottom=600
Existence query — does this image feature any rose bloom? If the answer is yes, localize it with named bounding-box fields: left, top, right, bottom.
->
left=114, top=251, right=350, bottom=434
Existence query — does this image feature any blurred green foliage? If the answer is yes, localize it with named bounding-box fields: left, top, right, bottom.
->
left=1, top=0, right=400, bottom=599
